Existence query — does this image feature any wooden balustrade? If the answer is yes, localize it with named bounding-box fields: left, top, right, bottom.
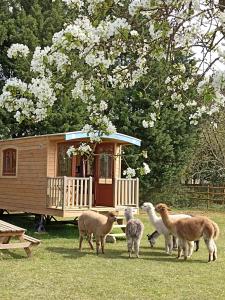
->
left=47, top=176, right=93, bottom=210
left=47, top=176, right=139, bottom=210
left=47, top=177, right=64, bottom=208
left=114, top=178, right=139, bottom=207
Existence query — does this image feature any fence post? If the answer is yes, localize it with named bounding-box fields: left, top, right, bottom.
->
left=114, top=178, right=117, bottom=208
left=63, top=176, right=67, bottom=210
left=136, top=178, right=139, bottom=208
left=223, top=188, right=225, bottom=207
left=89, top=177, right=92, bottom=209
left=207, top=185, right=210, bottom=209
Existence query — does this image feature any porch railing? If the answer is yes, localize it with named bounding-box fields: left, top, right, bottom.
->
left=47, top=176, right=93, bottom=209
left=47, top=176, right=139, bottom=210
left=114, top=178, right=139, bottom=208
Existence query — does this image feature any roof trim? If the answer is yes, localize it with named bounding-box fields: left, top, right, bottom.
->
left=65, top=131, right=141, bottom=146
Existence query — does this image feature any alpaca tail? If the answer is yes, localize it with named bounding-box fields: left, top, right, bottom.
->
left=211, top=221, right=220, bottom=240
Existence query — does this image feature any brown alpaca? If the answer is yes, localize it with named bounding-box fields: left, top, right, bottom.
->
left=155, top=203, right=219, bottom=262
left=78, top=211, right=117, bottom=255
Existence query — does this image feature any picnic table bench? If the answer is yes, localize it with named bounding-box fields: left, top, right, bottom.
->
left=0, top=220, right=40, bottom=257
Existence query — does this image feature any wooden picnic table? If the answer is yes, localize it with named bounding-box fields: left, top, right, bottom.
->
left=0, top=220, right=40, bottom=257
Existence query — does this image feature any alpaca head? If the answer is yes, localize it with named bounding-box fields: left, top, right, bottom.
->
left=124, top=207, right=134, bottom=221
left=147, top=233, right=156, bottom=247
left=155, top=203, right=170, bottom=214
left=142, top=202, right=155, bottom=212
left=107, top=211, right=117, bottom=223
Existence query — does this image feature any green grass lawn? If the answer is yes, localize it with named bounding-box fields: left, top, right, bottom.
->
left=1, top=209, right=225, bottom=300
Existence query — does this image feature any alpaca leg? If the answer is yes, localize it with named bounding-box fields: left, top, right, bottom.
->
left=173, top=236, right=178, bottom=249
left=100, top=236, right=105, bottom=254
left=87, top=234, right=94, bottom=250
left=79, top=231, right=85, bottom=251
left=164, top=236, right=169, bottom=253
left=204, top=238, right=214, bottom=262
left=187, top=241, right=194, bottom=258
left=165, top=235, right=172, bottom=254
left=213, top=241, right=217, bottom=261
left=127, top=237, right=133, bottom=258
left=183, top=241, right=189, bottom=260
left=195, top=240, right=200, bottom=251
left=96, top=238, right=101, bottom=255
left=177, top=239, right=183, bottom=259
left=134, top=238, right=141, bottom=258
left=79, top=235, right=83, bottom=251
left=168, top=235, right=173, bottom=254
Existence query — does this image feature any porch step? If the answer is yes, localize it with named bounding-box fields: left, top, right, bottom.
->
left=106, top=220, right=126, bottom=243
left=113, top=224, right=126, bottom=229
left=106, top=232, right=126, bottom=243
left=109, top=233, right=126, bottom=238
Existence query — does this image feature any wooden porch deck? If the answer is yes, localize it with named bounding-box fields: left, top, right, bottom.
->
left=46, top=176, right=139, bottom=215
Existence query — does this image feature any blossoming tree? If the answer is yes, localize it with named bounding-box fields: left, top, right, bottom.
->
left=1, top=0, right=225, bottom=177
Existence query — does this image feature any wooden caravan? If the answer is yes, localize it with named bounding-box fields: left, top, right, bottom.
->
left=0, top=131, right=141, bottom=218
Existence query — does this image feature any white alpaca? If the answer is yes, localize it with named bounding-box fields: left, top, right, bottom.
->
left=142, top=202, right=192, bottom=254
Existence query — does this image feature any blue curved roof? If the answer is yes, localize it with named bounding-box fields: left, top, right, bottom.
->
left=65, top=131, right=141, bottom=146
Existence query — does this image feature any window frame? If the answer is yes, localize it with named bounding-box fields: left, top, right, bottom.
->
left=1, top=147, right=18, bottom=178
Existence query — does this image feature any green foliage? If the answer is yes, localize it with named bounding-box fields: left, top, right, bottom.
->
left=111, top=60, right=199, bottom=191
left=0, top=0, right=83, bottom=137
left=183, top=114, right=225, bottom=185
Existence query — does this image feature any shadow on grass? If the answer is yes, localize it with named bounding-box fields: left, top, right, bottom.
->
left=0, top=249, right=30, bottom=260
left=45, top=245, right=208, bottom=263
left=0, top=213, right=79, bottom=240
left=106, top=248, right=208, bottom=263
left=46, top=246, right=98, bottom=259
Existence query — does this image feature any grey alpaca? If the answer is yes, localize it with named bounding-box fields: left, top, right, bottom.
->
left=124, top=207, right=144, bottom=258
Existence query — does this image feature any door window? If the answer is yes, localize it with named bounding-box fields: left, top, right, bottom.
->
left=99, top=154, right=112, bottom=179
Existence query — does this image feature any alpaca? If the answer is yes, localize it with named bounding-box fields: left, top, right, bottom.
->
left=142, top=202, right=194, bottom=254
left=147, top=230, right=160, bottom=248
left=124, top=207, right=144, bottom=258
left=155, top=203, right=219, bottom=262
left=78, top=211, right=117, bottom=255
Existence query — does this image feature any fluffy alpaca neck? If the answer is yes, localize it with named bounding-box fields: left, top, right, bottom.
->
left=125, top=213, right=133, bottom=222
left=147, top=209, right=160, bottom=224
left=124, top=212, right=133, bottom=222
left=159, top=209, right=174, bottom=232
left=103, top=220, right=114, bottom=235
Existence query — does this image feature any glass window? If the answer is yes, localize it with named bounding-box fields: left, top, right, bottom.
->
left=57, top=144, right=72, bottom=176
left=99, top=154, right=112, bottom=178
left=2, top=148, right=17, bottom=176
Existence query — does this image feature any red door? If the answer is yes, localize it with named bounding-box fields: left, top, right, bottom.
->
left=94, top=143, right=114, bottom=207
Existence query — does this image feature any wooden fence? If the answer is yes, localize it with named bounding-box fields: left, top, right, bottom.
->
left=183, top=184, right=225, bottom=208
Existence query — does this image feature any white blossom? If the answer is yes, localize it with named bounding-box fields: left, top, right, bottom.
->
left=141, top=162, right=151, bottom=175
left=7, top=44, right=30, bottom=59
left=123, top=167, right=136, bottom=178
left=99, top=100, right=108, bottom=111
left=130, top=30, right=139, bottom=36
left=67, top=143, right=92, bottom=157
left=142, top=120, right=149, bottom=128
